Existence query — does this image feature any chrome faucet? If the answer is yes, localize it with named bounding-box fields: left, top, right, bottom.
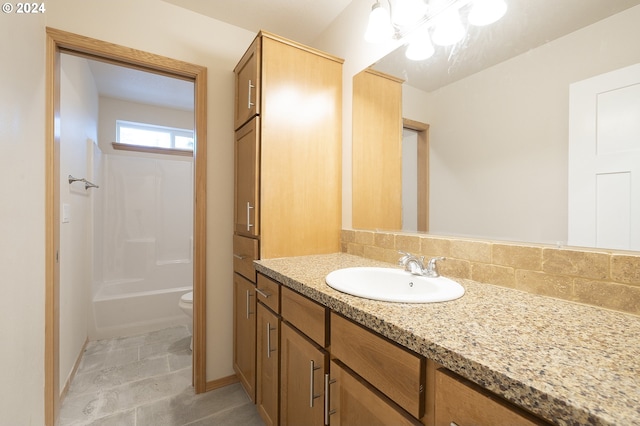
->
left=398, top=251, right=445, bottom=277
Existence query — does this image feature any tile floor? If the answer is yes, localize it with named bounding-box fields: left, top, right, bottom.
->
left=59, top=325, right=264, bottom=426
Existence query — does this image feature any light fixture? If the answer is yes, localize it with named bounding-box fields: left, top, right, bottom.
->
left=364, top=0, right=508, bottom=61
left=431, top=7, right=466, bottom=46
left=468, top=0, right=507, bottom=26
left=405, top=25, right=435, bottom=61
left=364, top=1, right=394, bottom=43
left=392, top=0, right=429, bottom=28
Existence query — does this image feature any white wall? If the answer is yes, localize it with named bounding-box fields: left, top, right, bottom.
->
left=59, top=54, right=99, bottom=393
left=0, top=12, right=47, bottom=426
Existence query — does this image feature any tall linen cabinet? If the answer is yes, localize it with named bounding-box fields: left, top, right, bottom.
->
left=232, top=31, right=343, bottom=422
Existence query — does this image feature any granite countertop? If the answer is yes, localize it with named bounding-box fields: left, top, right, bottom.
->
left=254, top=253, right=640, bottom=426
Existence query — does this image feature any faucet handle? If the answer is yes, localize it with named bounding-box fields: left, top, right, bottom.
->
left=397, top=250, right=411, bottom=265
left=426, top=257, right=446, bottom=277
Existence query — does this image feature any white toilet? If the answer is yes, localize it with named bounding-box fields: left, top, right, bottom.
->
left=179, top=291, right=193, bottom=350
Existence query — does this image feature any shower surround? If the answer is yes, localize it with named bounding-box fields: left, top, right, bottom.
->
left=91, top=154, right=193, bottom=340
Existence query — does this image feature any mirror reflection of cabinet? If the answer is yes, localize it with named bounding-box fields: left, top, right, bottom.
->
left=352, top=69, right=404, bottom=230
left=352, top=69, right=430, bottom=231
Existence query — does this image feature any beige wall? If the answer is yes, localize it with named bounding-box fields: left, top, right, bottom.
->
left=59, top=54, right=98, bottom=393
left=0, top=0, right=254, bottom=422
left=0, top=12, right=47, bottom=426
left=97, top=96, right=194, bottom=157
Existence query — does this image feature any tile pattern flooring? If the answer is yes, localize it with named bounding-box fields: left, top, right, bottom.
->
left=59, top=325, right=264, bottom=425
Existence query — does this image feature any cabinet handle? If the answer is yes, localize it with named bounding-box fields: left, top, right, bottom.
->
left=324, top=374, right=336, bottom=425
left=266, top=322, right=276, bottom=358
left=246, top=202, right=254, bottom=232
left=309, top=360, right=322, bottom=408
left=248, top=79, right=255, bottom=109
left=245, top=290, right=253, bottom=319
left=233, top=253, right=247, bottom=260
left=255, top=288, right=271, bottom=298
left=450, top=423, right=460, bottom=426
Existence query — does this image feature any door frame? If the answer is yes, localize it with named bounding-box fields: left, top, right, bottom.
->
left=45, top=27, right=208, bottom=425
left=403, top=118, right=430, bottom=232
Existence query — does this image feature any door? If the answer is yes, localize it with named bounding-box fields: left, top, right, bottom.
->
left=568, top=63, right=640, bottom=250
left=233, top=273, right=256, bottom=401
left=235, top=117, right=260, bottom=237
left=280, top=322, right=327, bottom=426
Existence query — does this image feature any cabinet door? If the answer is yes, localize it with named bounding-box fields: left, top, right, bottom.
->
left=234, top=36, right=260, bottom=130
left=328, top=360, right=421, bottom=426
left=233, top=273, right=256, bottom=402
left=434, top=368, right=548, bottom=426
left=280, top=322, right=327, bottom=426
left=257, top=303, right=279, bottom=426
left=234, top=117, right=260, bottom=237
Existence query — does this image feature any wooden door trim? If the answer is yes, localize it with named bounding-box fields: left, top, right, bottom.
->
left=403, top=118, right=430, bottom=232
left=45, top=27, right=208, bottom=425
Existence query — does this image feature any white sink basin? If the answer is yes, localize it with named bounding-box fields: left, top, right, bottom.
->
left=325, top=267, right=465, bottom=303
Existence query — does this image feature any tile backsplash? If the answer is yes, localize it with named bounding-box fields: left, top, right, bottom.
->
left=342, top=230, right=640, bottom=316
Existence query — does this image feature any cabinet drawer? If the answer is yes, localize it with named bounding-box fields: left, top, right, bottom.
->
left=434, top=368, right=549, bottom=426
left=257, top=273, right=280, bottom=313
left=329, top=360, right=421, bottom=426
left=330, top=312, right=425, bottom=419
left=281, top=286, right=327, bottom=347
left=233, top=234, right=259, bottom=282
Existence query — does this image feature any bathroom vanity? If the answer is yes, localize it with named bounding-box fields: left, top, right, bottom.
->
left=251, top=253, right=640, bottom=426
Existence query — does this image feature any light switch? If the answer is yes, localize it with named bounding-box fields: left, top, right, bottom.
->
left=62, top=203, right=71, bottom=223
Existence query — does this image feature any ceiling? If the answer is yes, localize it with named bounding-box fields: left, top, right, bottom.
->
left=87, top=0, right=353, bottom=112
left=373, top=0, right=640, bottom=92
left=160, top=0, right=354, bottom=45
left=86, top=0, right=640, bottom=109
left=87, top=60, right=194, bottom=111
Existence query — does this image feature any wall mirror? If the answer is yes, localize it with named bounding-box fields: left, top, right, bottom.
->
left=354, top=0, right=640, bottom=251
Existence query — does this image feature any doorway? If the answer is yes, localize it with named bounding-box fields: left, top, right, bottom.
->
left=45, top=27, right=208, bottom=426
left=403, top=119, right=430, bottom=232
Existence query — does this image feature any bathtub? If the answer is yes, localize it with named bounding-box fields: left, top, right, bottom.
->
left=90, top=278, right=192, bottom=340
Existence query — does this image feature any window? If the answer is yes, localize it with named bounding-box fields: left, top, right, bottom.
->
left=115, top=120, right=194, bottom=153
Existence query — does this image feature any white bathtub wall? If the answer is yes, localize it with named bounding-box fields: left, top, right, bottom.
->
left=90, top=153, right=194, bottom=340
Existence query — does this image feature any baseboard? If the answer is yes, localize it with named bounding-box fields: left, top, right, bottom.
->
left=59, top=337, right=89, bottom=403
left=205, top=374, right=239, bottom=392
